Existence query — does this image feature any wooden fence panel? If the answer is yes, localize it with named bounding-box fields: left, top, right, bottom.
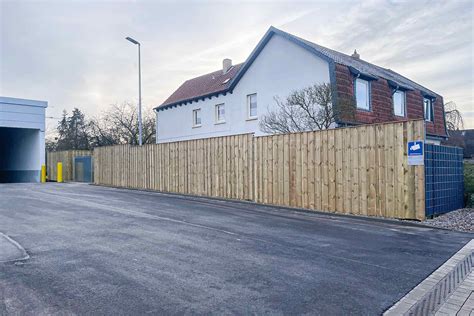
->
left=89, top=120, right=426, bottom=220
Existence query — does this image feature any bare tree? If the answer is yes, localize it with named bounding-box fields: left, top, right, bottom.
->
left=259, top=83, right=354, bottom=134
left=45, top=137, right=58, bottom=152
left=444, top=101, right=464, bottom=131
left=89, top=102, right=156, bottom=147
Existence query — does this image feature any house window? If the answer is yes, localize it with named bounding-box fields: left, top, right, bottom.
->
left=355, top=78, right=370, bottom=110
left=247, top=93, right=257, bottom=119
left=215, top=103, right=225, bottom=123
left=393, top=90, right=405, bottom=117
left=424, top=98, right=434, bottom=122
left=192, top=109, right=201, bottom=127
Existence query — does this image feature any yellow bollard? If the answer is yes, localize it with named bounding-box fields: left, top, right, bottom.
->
left=57, top=162, right=63, bottom=183
left=41, top=165, right=46, bottom=183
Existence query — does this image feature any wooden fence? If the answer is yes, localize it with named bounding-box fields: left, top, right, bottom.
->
left=93, top=120, right=426, bottom=220
left=94, top=135, right=254, bottom=201
left=46, top=150, right=92, bottom=181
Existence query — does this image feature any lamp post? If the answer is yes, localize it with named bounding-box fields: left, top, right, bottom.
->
left=125, top=36, right=143, bottom=146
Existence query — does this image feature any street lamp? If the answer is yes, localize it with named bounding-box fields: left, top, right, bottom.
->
left=125, top=36, right=143, bottom=146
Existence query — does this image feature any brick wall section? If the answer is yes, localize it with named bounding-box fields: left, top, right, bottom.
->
left=335, top=63, right=447, bottom=137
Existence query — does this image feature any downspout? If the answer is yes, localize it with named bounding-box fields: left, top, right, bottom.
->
left=154, top=108, right=159, bottom=144
left=441, top=96, right=449, bottom=140
left=329, top=61, right=342, bottom=127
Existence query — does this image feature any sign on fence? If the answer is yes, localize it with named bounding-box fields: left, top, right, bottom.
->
left=407, top=140, right=424, bottom=165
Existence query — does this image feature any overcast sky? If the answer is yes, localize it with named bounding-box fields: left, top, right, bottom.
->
left=1, top=0, right=473, bottom=133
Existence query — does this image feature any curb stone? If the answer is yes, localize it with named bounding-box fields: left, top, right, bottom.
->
left=384, top=239, right=474, bottom=316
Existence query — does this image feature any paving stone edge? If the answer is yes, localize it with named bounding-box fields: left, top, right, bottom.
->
left=384, top=239, right=474, bottom=316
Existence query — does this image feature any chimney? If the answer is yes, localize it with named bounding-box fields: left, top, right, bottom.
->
left=351, top=49, right=360, bottom=59
left=223, top=58, right=232, bottom=74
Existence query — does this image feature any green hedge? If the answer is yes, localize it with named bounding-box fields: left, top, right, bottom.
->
left=465, top=163, right=474, bottom=207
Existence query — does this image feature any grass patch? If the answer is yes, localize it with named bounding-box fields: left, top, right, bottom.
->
left=465, top=163, right=474, bottom=207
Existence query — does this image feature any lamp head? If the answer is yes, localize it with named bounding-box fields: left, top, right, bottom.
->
left=126, top=37, right=139, bottom=45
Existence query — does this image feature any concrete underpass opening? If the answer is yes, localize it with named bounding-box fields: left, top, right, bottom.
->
left=0, top=127, right=42, bottom=182
left=0, top=96, right=47, bottom=183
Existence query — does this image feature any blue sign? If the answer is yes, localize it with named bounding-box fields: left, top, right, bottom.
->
left=408, top=141, right=423, bottom=156
left=407, top=140, right=424, bottom=165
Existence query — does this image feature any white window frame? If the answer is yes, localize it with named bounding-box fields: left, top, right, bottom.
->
left=215, top=103, right=225, bottom=124
left=424, top=98, right=434, bottom=122
left=247, top=93, right=257, bottom=119
left=393, top=90, right=406, bottom=117
left=355, top=78, right=370, bottom=111
left=192, top=108, right=202, bottom=127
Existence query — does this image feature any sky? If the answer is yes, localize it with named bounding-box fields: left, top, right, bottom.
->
left=1, top=0, right=473, bottom=134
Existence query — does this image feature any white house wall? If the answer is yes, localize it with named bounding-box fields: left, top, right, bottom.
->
left=156, top=34, right=331, bottom=143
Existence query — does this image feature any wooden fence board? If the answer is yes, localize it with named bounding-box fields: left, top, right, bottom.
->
left=350, top=127, right=359, bottom=215
left=367, top=127, right=377, bottom=216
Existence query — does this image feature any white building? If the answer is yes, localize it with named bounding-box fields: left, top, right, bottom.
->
left=0, top=96, right=48, bottom=182
left=155, top=27, right=330, bottom=143
left=155, top=26, right=448, bottom=143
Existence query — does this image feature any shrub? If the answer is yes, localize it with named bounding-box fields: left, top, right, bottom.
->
left=465, top=163, right=474, bottom=207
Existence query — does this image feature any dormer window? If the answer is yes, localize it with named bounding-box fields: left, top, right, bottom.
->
left=424, top=98, right=434, bottom=122
left=355, top=78, right=370, bottom=111
left=393, top=90, right=406, bottom=117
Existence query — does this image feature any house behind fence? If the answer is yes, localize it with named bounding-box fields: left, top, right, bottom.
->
left=155, top=27, right=447, bottom=145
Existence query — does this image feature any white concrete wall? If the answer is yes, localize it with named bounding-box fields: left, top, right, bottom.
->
left=156, top=34, right=330, bottom=143
left=0, top=96, right=47, bottom=182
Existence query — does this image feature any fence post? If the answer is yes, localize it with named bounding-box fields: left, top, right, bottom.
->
left=57, top=162, right=63, bottom=183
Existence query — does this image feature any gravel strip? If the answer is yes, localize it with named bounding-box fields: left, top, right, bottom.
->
left=423, top=208, right=474, bottom=233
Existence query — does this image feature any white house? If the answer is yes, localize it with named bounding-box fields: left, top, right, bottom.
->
left=155, top=27, right=330, bottom=143
left=155, top=26, right=448, bottom=143
left=0, top=96, right=48, bottom=182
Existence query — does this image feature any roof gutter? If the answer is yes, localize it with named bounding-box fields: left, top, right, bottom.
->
left=426, top=133, right=448, bottom=141
left=348, top=66, right=378, bottom=81
left=154, top=89, right=231, bottom=112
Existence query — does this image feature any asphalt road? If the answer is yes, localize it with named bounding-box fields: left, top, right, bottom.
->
left=0, top=183, right=472, bottom=315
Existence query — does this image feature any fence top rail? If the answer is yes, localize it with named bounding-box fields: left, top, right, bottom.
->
left=47, top=149, right=92, bottom=154
left=247, top=119, right=425, bottom=139
left=155, top=132, right=255, bottom=144
left=425, top=143, right=464, bottom=150
left=92, top=144, right=132, bottom=150
left=91, top=133, right=255, bottom=151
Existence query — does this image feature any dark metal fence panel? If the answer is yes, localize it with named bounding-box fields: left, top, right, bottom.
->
left=424, top=144, right=464, bottom=217
left=74, top=156, right=93, bottom=183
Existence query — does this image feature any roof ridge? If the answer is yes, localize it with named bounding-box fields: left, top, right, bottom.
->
left=185, top=62, right=245, bottom=82
left=272, top=26, right=437, bottom=95
left=272, top=27, right=354, bottom=60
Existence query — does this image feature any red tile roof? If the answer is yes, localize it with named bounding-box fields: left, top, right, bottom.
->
left=158, top=63, right=243, bottom=109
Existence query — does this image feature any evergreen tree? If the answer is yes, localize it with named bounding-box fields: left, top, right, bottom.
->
left=55, top=108, right=90, bottom=150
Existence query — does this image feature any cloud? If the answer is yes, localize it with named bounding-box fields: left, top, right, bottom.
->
left=1, top=0, right=473, bottom=130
